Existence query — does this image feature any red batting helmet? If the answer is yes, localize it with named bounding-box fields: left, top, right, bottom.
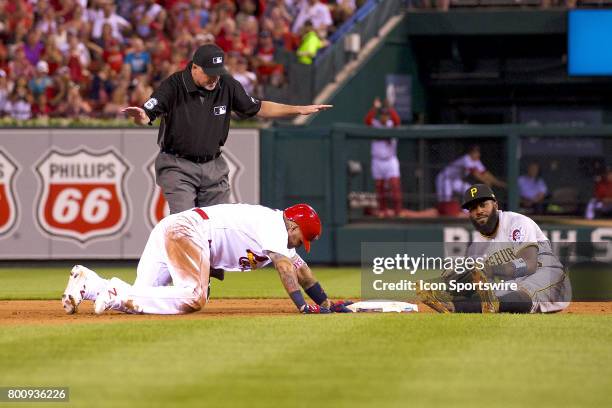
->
left=283, top=204, right=322, bottom=253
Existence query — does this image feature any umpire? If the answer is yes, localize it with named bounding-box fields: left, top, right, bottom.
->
left=123, top=43, right=331, bottom=213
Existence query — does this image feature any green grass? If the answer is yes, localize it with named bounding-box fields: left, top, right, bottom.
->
left=0, top=315, right=610, bottom=408
left=1, top=266, right=611, bottom=407
left=0, top=267, right=362, bottom=300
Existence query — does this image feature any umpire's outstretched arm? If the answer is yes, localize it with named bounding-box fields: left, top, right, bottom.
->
left=257, top=101, right=332, bottom=118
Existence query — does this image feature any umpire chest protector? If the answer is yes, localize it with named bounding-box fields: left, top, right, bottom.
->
left=143, top=62, right=261, bottom=158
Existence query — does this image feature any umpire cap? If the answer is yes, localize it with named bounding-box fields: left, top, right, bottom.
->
left=193, top=44, right=228, bottom=76
left=461, top=184, right=496, bottom=210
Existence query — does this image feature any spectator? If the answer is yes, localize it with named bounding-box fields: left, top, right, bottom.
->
left=103, top=80, right=129, bottom=117
left=239, top=15, right=259, bottom=54
left=41, top=36, right=65, bottom=75
left=58, top=83, right=92, bottom=117
left=28, top=61, right=53, bottom=97
left=64, top=5, right=89, bottom=36
left=36, top=8, right=58, bottom=35
left=62, top=32, right=91, bottom=68
left=90, top=1, right=132, bottom=43
left=231, top=56, right=257, bottom=96
left=124, top=37, right=152, bottom=78
left=56, top=0, right=79, bottom=23
left=296, top=20, right=326, bottom=65
left=585, top=168, right=612, bottom=219
left=190, top=0, right=211, bottom=31
left=6, top=1, right=34, bottom=37
left=0, top=40, right=8, bottom=75
left=0, top=69, right=10, bottom=115
left=172, top=2, right=201, bottom=35
left=49, top=66, right=72, bottom=112
left=4, top=78, right=33, bottom=120
left=518, top=162, right=548, bottom=214
left=66, top=42, right=89, bottom=84
left=133, top=0, right=165, bottom=39
left=103, top=40, right=125, bottom=75
left=329, top=0, right=356, bottom=27
left=263, top=3, right=298, bottom=51
left=88, top=23, right=116, bottom=53
left=435, top=145, right=507, bottom=216
left=89, top=63, right=114, bottom=107
left=23, top=30, right=45, bottom=66
left=129, top=75, right=153, bottom=106
left=8, top=47, right=35, bottom=81
left=211, top=5, right=238, bottom=52
left=32, top=93, right=52, bottom=118
left=292, top=0, right=333, bottom=38
left=253, top=31, right=284, bottom=86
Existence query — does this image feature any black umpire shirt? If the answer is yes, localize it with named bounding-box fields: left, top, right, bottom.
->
left=142, top=62, right=262, bottom=157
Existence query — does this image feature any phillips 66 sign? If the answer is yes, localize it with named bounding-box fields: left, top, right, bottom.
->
left=0, top=150, right=19, bottom=236
left=34, top=147, right=131, bottom=244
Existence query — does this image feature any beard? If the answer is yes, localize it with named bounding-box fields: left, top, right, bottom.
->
left=203, top=77, right=219, bottom=90
left=470, top=210, right=499, bottom=236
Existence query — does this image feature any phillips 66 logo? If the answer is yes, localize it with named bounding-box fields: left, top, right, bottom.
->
left=34, top=147, right=131, bottom=244
left=0, top=149, right=19, bottom=237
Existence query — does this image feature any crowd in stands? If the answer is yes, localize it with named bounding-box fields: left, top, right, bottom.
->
left=0, top=0, right=359, bottom=121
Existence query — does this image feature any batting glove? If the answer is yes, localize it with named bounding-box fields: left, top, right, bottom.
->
left=329, top=300, right=354, bottom=313
left=300, top=304, right=331, bottom=314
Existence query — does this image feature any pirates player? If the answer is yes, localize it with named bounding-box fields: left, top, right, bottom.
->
left=420, top=184, right=571, bottom=313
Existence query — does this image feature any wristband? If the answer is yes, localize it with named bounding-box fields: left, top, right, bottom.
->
left=305, top=282, right=327, bottom=305
left=511, top=258, right=529, bottom=277
left=289, top=290, right=307, bottom=310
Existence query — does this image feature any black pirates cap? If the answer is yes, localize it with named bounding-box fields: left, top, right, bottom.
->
left=192, top=44, right=228, bottom=76
left=461, top=184, right=496, bottom=209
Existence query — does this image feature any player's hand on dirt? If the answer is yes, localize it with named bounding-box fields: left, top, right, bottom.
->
left=300, top=304, right=331, bottom=314
left=298, top=104, right=333, bottom=115
left=329, top=300, right=354, bottom=313
left=121, top=106, right=148, bottom=124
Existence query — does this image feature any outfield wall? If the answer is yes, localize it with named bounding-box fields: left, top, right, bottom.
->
left=0, top=129, right=259, bottom=259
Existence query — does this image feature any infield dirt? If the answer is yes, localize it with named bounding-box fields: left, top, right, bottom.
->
left=1, top=299, right=611, bottom=325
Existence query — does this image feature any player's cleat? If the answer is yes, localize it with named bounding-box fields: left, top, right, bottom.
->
left=417, top=287, right=453, bottom=313
left=94, top=278, right=123, bottom=315
left=471, top=268, right=499, bottom=313
left=62, top=265, right=96, bottom=315
left=329, top=300, right=354, bottom=313
left=210, top=268, right=225, bottom=281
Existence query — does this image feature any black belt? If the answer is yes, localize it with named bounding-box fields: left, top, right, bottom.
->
left=161, top=148, right=221, bottom=164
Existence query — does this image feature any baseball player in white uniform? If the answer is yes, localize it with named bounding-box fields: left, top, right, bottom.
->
left=435, top=145, right=506, bottom=204
left=61, top=203, right=352, bottom=315
left=420, top=184, right=571, bottom=314
left=365, top=101, right=403, bottom=217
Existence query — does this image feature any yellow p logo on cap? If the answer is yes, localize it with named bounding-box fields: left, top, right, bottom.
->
left=470, top=187, right=478, bottom=197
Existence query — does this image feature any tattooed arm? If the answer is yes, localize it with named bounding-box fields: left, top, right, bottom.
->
left=268, top=251, right=300, bottom=294
left=268, top=251, right=330, bottom=313
left=291, top=254, right=332, bottom=309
